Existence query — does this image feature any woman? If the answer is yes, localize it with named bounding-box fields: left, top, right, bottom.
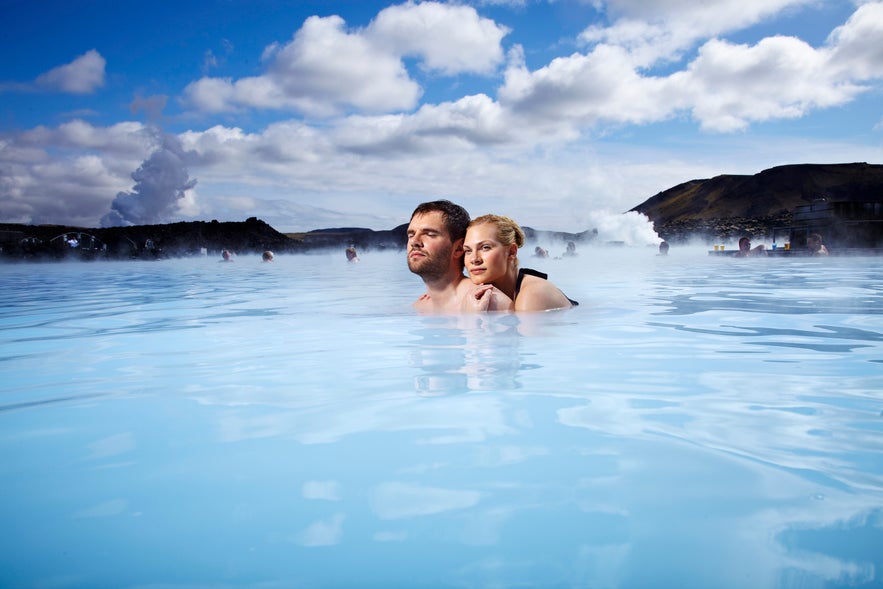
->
left=461, top=214, right=578, bottom=312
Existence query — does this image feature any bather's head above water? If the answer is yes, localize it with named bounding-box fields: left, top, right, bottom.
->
left=463, top=214, right=524, bottom=287
left=463, top=214, right=577, bottom=312
left=407, top=200, right=475, bottom=313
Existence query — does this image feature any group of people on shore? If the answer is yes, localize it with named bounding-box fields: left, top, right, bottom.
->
left=406, top=200, right=578, bottom=313
left=735, top=234, right=829, bottom=257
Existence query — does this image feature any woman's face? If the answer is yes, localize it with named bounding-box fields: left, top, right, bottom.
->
left=463, top=223, right=514, bottom=285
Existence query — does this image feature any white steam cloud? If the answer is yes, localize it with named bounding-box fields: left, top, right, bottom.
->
left=101, top=129, right=197, bottom=227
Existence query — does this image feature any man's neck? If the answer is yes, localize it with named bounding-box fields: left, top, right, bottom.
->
left=416, top=272, right=468, bottom=312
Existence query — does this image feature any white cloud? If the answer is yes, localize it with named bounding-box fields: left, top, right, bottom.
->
left=680, top=36, right=865, bottom=131
left=501, top=2, right=883, bottom=133
left=499, top=44, right=677, bottom=127
left=183, top=2, right=508, bottom=117
left=35, top=49, right=106, bottom=94
left=332, top=94, right=510, bottom=155
left=182, top=77, right=237, bottom=113
left=825, top=1, right=883, bottom=80
left=0, top=120, right=155, bottom=225
left=184, top=14, right=420, bottom=116
left=21, top=120, right=149, bottom=156
left=582, top=0, right=813, bottom=64
left=368, top=1, right=509, bottom=75
left=0, top=152, right=131, bottom=225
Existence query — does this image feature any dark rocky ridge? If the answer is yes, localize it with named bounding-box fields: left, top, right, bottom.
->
left=631, top=162, right=883, bottom=243
left=2, top=217, right=300, bottom=260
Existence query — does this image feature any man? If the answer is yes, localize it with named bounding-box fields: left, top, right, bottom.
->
left=406, top=200, right=475, bottom=312
left=806, top=233, right=829, bottom=256
left=736, top=236, right=766, bottom=257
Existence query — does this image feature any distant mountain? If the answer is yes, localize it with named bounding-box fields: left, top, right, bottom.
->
left=630, top=162, right=883, bottom=241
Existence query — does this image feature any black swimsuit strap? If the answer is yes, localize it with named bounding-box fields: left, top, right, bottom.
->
left=516, top=268, right=579, bottom=306
left=515, top=268, right=548, bottom=298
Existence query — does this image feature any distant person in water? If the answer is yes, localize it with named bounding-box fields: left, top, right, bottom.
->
left=736, top=236, right=766, bottom=257
left=462, top=214, right=578, bottom=312
left=533, top=246, right=549, bottom=258
left=345, top=245, right=360, bottom=262
left=407, top=200, right=478, bottom=313
left=561, top=241, right=578, bottom=257
left=220, top=249, right=234, bottom=262
left=262, top=250, right=274, bottom=262
left=658, top=241, right=669, bottom=256
left=807, top=233, right=829, bottom=256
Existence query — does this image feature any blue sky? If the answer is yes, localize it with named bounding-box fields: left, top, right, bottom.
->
left=1, top=0, right=882, bottom=240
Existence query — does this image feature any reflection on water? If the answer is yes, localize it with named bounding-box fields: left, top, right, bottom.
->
left=647, top=322, right=883, bottom=353
left=0, top=250, right=882, bottom=588
left=409, top=314, right=526, bottom=395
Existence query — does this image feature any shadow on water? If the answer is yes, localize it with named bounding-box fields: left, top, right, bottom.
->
left=0, top=392, right=111, bottom=413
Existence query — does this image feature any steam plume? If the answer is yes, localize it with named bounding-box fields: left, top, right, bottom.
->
left=101, top=130, right=197, bottom=227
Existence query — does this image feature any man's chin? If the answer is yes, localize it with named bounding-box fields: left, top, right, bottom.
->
left=409, top=262, right=443, bottom=278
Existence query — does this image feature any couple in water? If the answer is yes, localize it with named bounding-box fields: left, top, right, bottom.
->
left=407, top=200, right=578, bottom=313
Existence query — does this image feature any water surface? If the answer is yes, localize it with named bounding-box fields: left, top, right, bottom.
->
left=1, top=248, right=882, bottom=588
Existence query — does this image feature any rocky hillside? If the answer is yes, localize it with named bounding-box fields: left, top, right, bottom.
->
left=631, top=162, right=883, bottom=242
left=0, top=217, right=299, bottom=260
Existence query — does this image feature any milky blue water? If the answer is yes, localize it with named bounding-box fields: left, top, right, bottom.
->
left=1, top=248, right=882, bottom=589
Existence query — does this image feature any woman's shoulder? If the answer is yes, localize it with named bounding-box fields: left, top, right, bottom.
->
left=515, top=273, right=573, bottom=311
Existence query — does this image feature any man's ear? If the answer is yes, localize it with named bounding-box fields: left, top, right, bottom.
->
left=452, top=238, right=465, bottom=259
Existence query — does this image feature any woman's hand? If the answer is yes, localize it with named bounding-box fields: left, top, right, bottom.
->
left=461, top=284, right=494, bottom=312
left=462, top=284, right=514, bottom=313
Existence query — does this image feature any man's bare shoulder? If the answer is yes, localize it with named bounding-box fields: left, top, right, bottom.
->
left=413, top=293, right=433, bottom=311
left=413, top=276, right=471, bottom=313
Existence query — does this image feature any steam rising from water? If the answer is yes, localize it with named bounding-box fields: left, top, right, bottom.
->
left=101, top=129, right=197, bottom=227
left=584, top=210, right=659, bottom=246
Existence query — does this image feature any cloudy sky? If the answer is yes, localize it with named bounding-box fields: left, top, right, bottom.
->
left=1, top=0, right=882, bottom=234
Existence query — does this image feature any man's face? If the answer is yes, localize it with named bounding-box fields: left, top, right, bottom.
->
left=407, top=211, right=459, bottom=278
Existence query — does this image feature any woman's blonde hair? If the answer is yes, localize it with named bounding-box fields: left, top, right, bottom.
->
left=469, top=214, right=525, bottom=249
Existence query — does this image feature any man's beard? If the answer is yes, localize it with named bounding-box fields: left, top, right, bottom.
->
left=408, top=244, right=452, bottom=279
